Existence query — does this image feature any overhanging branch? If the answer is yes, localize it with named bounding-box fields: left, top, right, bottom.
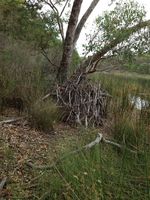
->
left=44, top=0, right=65, bottom=41
left=84, top=19, right=150, bottom=70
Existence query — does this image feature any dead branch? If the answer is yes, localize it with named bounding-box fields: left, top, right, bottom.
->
left=0, top=177, right=7, bottom=190
left=26, top=133, right=103, bottom=170
left=41, top=47, right=59, bottom=68
left=42, top=93, right=51, bottom=101
left=44, top=0, right=65, bottom=41
left=26, top=133, right=137, bottom=170
left=103, top=138, right=137, bottom=153
left=0, top=117, right=26, bottom=126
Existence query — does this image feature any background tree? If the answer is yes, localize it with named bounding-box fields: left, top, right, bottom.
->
left=36, top=0, right=150, bottom=84
left=0, top=0, right=59, bottom=49
left=71, top=0, right=150, bottom=81
left=2, top=0, right=150, bottom=84
left=84, top=1, right=150, bottom=59
left=35, top=0, right=101, bottom=83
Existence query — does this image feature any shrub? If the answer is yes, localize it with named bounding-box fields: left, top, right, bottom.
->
left=0, top=34, right=46, bottom=107
left=30, top=100, right=59, bottom=133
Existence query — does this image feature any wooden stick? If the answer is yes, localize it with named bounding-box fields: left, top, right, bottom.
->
left=0, top=117, right=26, bottom=126
left=103, top=138, right=137, bottom=153
left=0, top=177, right=7, bottom=190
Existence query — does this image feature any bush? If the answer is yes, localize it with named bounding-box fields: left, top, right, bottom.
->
left=0, top=34, right=46, bottom=106
left=30, top=100, right=59, bottom=133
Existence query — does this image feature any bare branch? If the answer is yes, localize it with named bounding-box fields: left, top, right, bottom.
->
left=41, top=47, right=59, bottom=67
left=46, top=0, right=59, bottom=13
left=84, top=19, right=150, bottom=71
left=44, top=0, right=65, bottom=41
left=59, top=0, right=70, bottom=17
left=0, top=177, right=7, bottom=190
left=0, top=117, right=26, bottom=126
left=26, top=133, right=103, bottom=170
left=26, top=133, right=137, bottom=170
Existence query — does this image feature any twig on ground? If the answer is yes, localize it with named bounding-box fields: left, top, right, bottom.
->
left=0, top=117, right=26, bottom=126
left=0, top=177, right=7, bottom=190
left=103, top=138, right=137, bottom=153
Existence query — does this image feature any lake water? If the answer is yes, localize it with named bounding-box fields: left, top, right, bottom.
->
left=129, top=94, right=149, bottom=110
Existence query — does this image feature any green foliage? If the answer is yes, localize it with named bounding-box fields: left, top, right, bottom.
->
left=0, top=34, right=46, bottom=107
left=98, top=0, right=145, bottom=39
left=0, top=0, right=81, bottom=94
left=0, top=0, right=58, bottom=48
left=35, top=141, right=150, bottom=199
left=30, top=100, right=59, bottom=132
left=84, top=0, right=150, bottom=58
left=92, top=73, right=150, bottom=148
left=32, top=74, right=150, bottom=199
left=1, top=0, right=150, bottom=198
left=1, top=70, right=150, bottom=198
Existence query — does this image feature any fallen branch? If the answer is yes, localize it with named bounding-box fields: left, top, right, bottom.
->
left=0, top=117, right=26, bottom=126
left=26, top=133, right=136, bottom=170
left=26, top=133, right=103, bottom=170
left=0, top=177, right=7, bottom=190
left=103, top=138, right=137, bottom=153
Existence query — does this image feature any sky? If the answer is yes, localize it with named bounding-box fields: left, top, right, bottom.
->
left=76, top=0, right=150, bottom=55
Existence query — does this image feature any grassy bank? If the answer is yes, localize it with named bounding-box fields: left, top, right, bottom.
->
left=26, top=73, right=150, bottom=199
left=1, top=72, right=150, bottom=199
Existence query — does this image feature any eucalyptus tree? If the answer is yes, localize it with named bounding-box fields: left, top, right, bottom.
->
left=84, top=1, right=150, bottom=62
left=33, top=0, right=101, bottom=83
left=28, top=0, right=150, bottom=84
left=0, top=0, right=58, bottom=49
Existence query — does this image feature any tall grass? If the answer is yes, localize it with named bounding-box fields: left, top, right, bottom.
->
left=28, top=73, right=150, bottom=199
left=0, top=35, right=62, bottom=130
left=1, top=34, right=150, bottom=198
left=0, top=36, right=46, bottom=108
left=30, top=100, right=59, bottom=132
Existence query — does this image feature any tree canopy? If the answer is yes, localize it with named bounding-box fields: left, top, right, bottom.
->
left=1, top=0, right=150, bottom=83
left=0, top=0, right=59, bottom=48
left=84, top=0, right=150, bottom=58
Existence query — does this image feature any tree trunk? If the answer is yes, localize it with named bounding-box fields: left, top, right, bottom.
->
left=73, top=0, right=100, bottom=46
left=57, top=0, right=83, bottom=84
left=82, top=20, right=150, bottom=71
left=65, top=19, right=150, bottom=86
